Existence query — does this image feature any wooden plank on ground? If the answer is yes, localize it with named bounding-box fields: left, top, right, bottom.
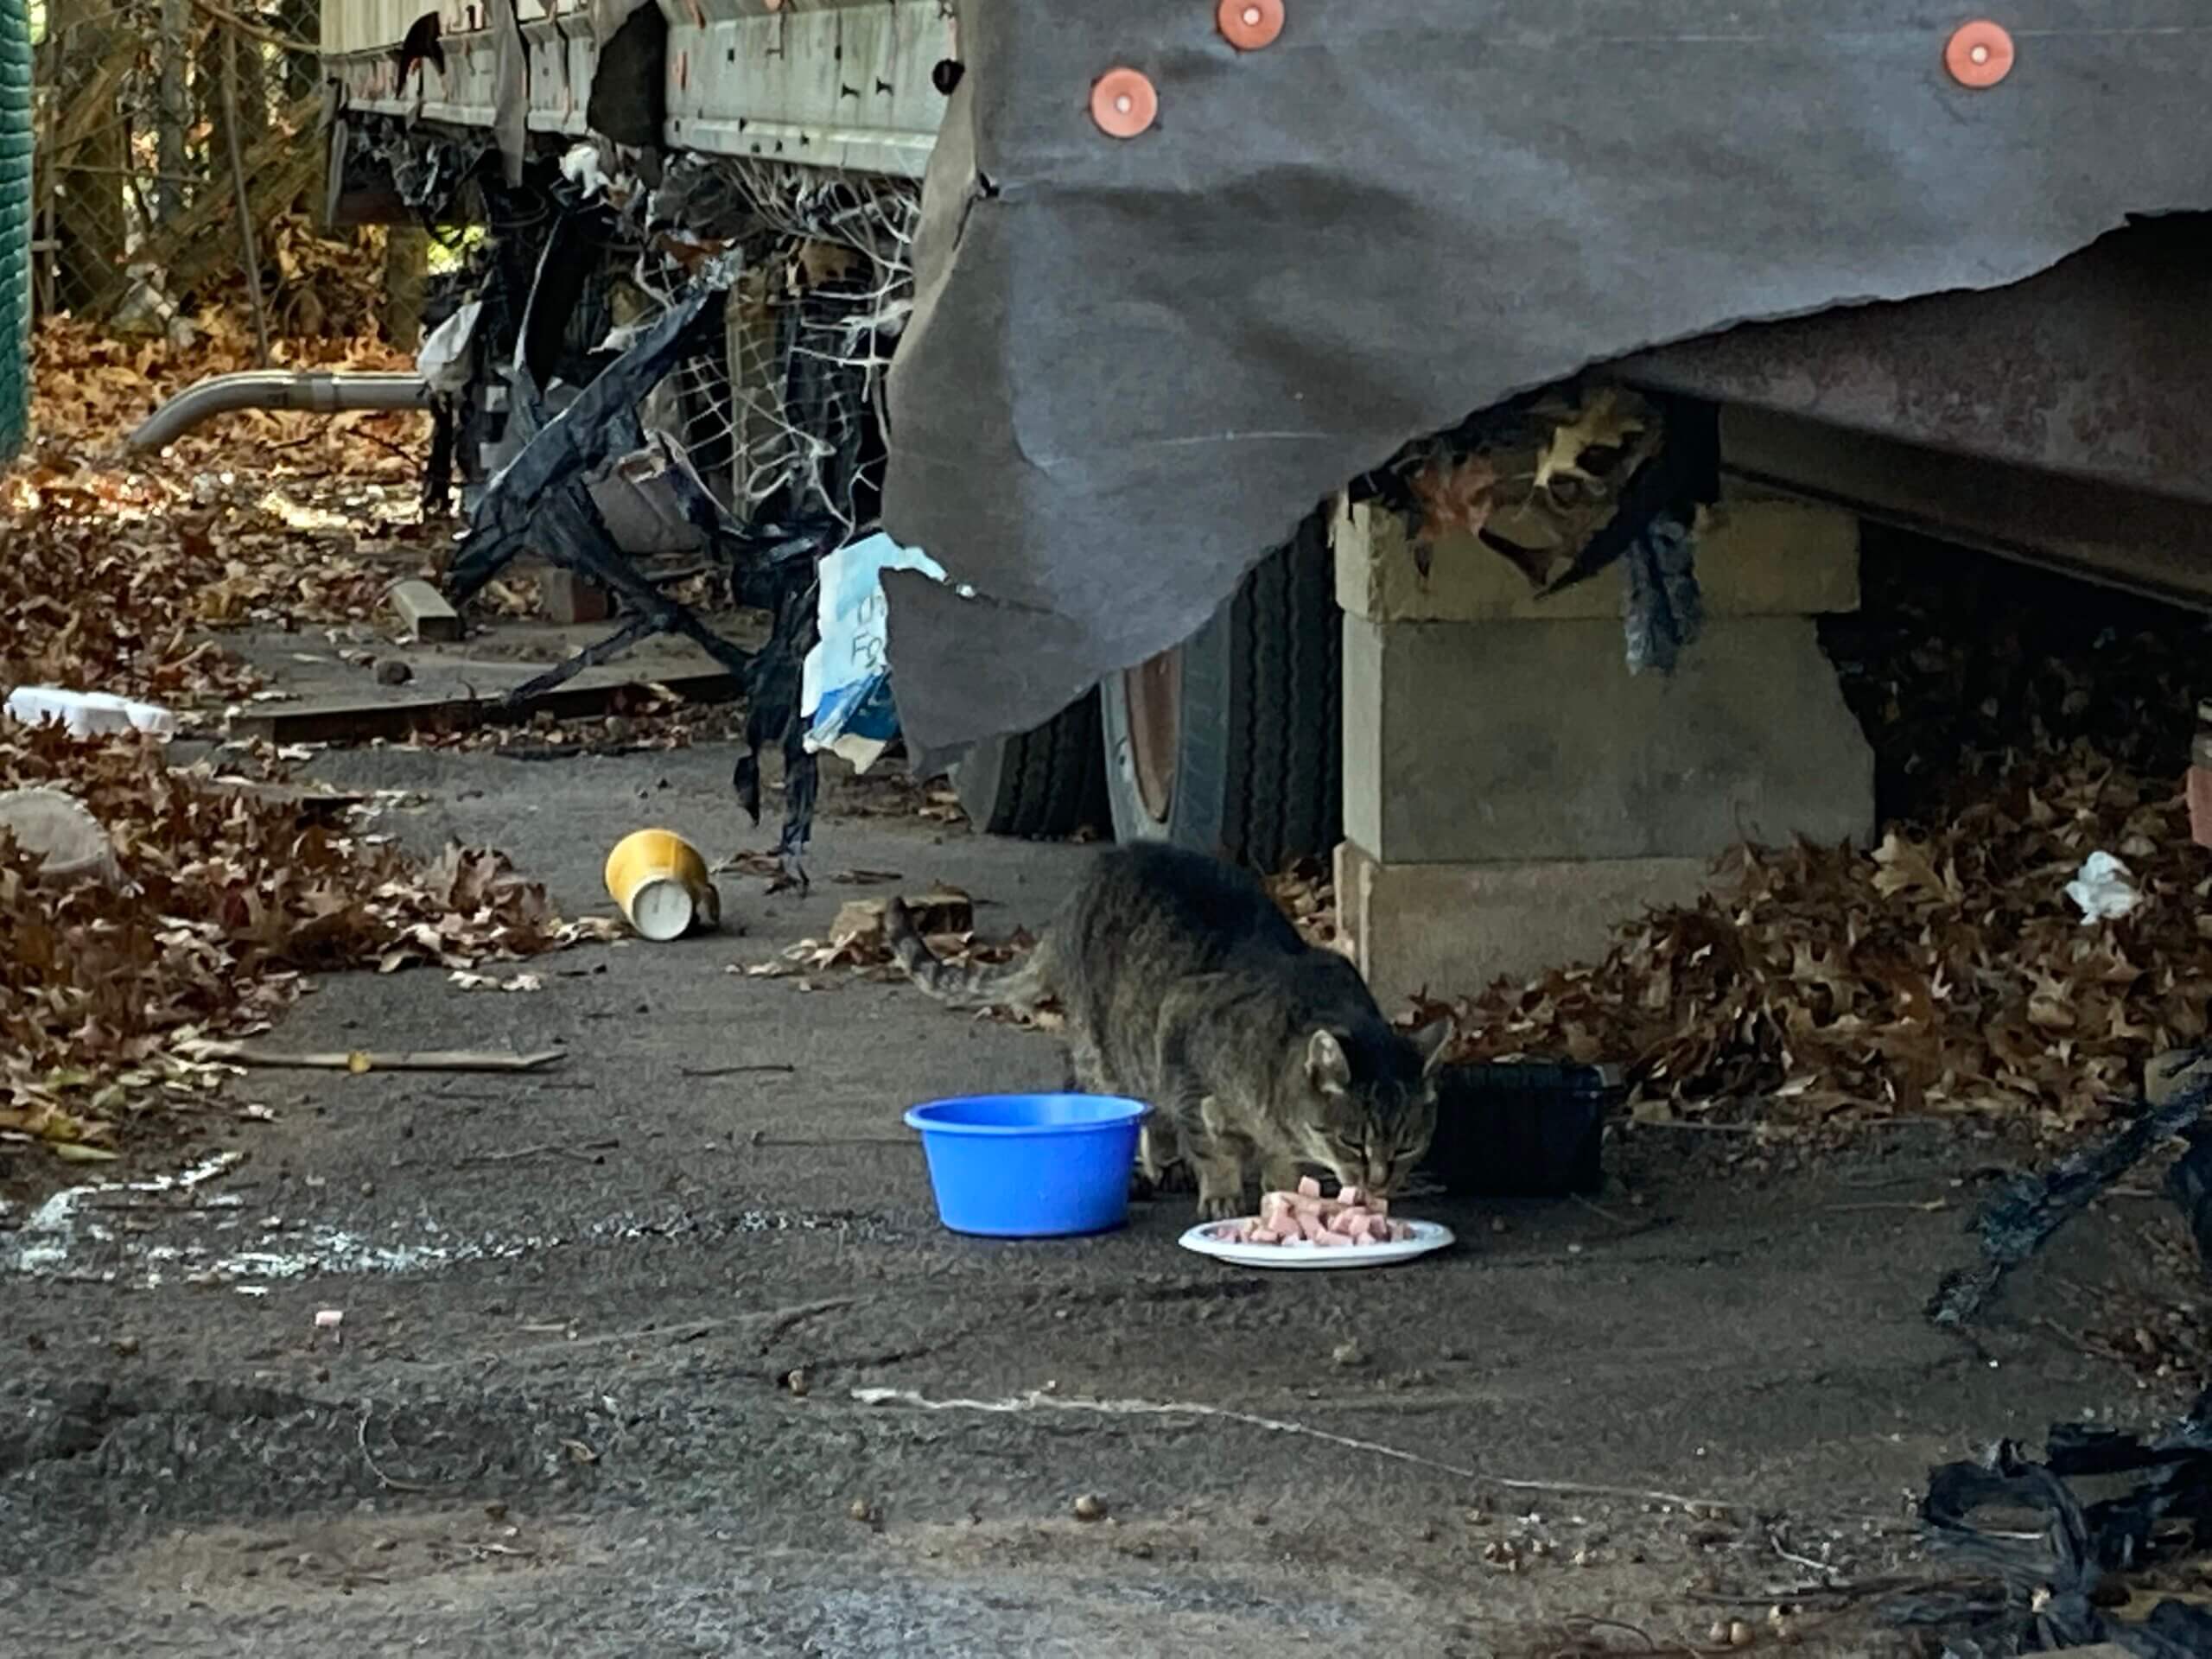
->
left=188, top=1042, right=565, bottom=1074
left=226, top=667, right=741, bottom=745
left=386, top=578, right=463, bottom=642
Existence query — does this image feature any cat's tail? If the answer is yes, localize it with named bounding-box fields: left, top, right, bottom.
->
left=885, top=897, right=1049, bottom=1009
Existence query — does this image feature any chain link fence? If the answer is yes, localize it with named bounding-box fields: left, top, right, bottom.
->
left=33, top=0, right=385, bottom=339
left=0, top=0, right=30, bottom=456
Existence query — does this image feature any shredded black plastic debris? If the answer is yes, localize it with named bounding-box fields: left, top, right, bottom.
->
left=1887, top=1396, right=2212, bottom=1658
left=1621, top=508, right=1703, bottom=677
left=1929, top=1059, right=2212, bottom=1329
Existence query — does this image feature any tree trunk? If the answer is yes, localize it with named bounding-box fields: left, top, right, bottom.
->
left=156, top=0, right=190, bottom=224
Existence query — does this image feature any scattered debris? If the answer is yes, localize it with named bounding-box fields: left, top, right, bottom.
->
left=1929, top=1052, right=2210, bottom=1327
left=373, top=658, right=414, bottom=687
left=1886, top=1395, right=2212, bottom=1658
left=314, top=1307, right=345, bottom=1346
left=604, top=827, right=721, bottom=942
left=754, top=887, right=1018, bottom=988
left=183, top=774, right=371, bottom=822
left=1264, top=861, right=1342, bottom=954
left=1, top=726, right=603, bottom=1154
left=828, top=887, right=973, bottom=953
left=448, top=970, right=545, bottom=993
left=10, top=321, right=429, bottom=731
left=1071, top=1493, right=1107, bottom=1522
left=1382, top=385, right=1666, bottom=588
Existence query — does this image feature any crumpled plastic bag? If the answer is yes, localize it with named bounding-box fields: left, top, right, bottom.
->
left=800, top=531, right=950, bottom=773
left=417, top=301, right=482, bottom=398
left=1621, top=508, right=1704, bottom=677
left=2065, top=849, right=2142, bottom=924
left=1887, top=1399, right=2212, bottom=1659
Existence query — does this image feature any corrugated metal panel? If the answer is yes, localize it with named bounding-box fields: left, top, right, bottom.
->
left=323, top=0, right=947, bottom=177
left=0, top=0, right=29, bottom=459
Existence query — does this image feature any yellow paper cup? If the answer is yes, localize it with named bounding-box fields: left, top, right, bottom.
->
left=604, top=829, right=719, bottom=942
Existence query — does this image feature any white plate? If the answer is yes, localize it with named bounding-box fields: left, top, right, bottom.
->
left=1176, top=1217, right=1455, bottom=1270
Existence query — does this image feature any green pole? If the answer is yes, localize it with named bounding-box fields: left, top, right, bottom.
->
left=0, top=0, right=29, bottom=460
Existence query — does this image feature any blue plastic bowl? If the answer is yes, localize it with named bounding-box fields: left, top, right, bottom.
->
left=904, top=1094, right=1150, bottom=1237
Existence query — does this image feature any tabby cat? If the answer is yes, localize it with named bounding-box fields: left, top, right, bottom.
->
left=886, top=842, right=1452, bottom=1219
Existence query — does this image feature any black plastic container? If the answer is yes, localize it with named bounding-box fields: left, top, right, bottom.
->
left=1418, top=1061, right=1624, bottom=1197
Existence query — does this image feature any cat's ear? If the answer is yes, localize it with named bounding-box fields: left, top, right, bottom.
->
left=1408, top=1016, right=1456, bottom=1078
left=1305, top=1029, right=1351, bottom=1094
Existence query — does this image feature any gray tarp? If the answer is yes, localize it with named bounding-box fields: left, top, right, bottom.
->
left=879, top=0, right=2212, bottom=759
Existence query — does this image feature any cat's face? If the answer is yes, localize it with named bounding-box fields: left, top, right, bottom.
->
left=1289, top=1020, right=1453, bottom=1198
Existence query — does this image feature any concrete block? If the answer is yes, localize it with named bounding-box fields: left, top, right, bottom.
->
left=1333, top=485, right=1859, bottom=625
left=1342, top=612, right=1873, bottom=864
left=385, top=577, right=461, bottom=643
left=541, top=568, right=612, bottom=626
left=1338, top=841, right=1718, bottom=1006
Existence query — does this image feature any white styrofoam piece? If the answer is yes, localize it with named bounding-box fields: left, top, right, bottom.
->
left=5, top=685, right=178, bottom=739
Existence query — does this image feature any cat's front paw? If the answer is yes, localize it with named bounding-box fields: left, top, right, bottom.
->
left=1195, top=1193, right=1245, bottom=1223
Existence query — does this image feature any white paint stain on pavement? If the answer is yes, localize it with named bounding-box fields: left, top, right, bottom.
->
left=6, top=1152, right=244, bottom=1275
left=3, top=1151, right=874, bottom=1289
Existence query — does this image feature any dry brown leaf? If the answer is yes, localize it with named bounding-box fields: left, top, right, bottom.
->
left=1408, top=452, right=1498, bottom=544
left=0, top=725, right=608, bottom=1152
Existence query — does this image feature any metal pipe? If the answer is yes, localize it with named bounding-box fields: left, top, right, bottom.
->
left=125, top=371, right=432, bottom=452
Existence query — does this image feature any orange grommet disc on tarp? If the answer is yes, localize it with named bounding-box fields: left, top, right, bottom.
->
left=1091, top=67, right=1158, bottom=137
left=1945, top=20, right=2015, bottom=87
left=1217, top=0, right=1283, bottom=50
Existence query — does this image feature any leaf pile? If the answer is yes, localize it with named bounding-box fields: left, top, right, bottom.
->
left=256, top=213, right=401, bottom=343
left=1444, top=537, right=2212, bottom=1141
left=35, top=312, right=425, bottom=472
left=6, top=315, right=442, bottom=717
left=0, top=724, right=612, bottom=1156
left=1453, top=755, right=2208, bottom=1136
left=1380, top=385, right=1667, bottom=588
left=0, top=458, right=423, bottom=717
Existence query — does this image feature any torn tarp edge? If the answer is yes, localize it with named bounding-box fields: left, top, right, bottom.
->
left=878, top=3, right=2212, bottom=756
left=881, top=563, right=1102, bottom=778
left=1928, top=1058, right=2212, bottom=1329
